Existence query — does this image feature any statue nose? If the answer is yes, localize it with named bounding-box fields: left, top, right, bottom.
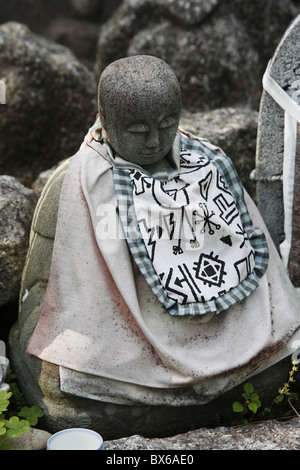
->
left=146, top=128, right=160, bottom=148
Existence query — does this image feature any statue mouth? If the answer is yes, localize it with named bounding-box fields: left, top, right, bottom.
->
left=140, top=148, right=162, bottom=156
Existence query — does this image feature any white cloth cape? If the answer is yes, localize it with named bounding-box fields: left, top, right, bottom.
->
left=26, top=135, right=300, bottom=405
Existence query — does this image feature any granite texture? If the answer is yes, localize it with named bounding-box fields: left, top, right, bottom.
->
left=255, top=15, right=300, bottom=251
left=104, top=417, right=300, bottom=450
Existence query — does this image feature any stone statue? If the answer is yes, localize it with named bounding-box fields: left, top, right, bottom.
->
left=98, top=55, right=181, bottom=173
left=9, top=56, right=300, bottom=439
left=253, top=14, right=300, bottom=288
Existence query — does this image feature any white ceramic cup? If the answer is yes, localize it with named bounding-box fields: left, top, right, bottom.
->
left=47, top=428, right=103, bottom=450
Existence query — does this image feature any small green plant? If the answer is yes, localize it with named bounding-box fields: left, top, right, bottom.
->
left=18, top=406, right=44, bottom=427
left=0, top=390, right=30, bottom=450
left=0, top=370, right=45, bottom=450
left=232, top=361, right=299, bottom=425
left=233, top=382, right=262, bottom=424
left=264, top=360, right=299, bottom=418
left=275, top=360, right=298, bottom=403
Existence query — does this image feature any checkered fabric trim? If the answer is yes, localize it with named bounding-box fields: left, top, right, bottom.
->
left=113, top=133, right=269, bottom=315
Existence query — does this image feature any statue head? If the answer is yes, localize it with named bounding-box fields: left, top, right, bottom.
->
left=98, top=55, right=181, bottom=168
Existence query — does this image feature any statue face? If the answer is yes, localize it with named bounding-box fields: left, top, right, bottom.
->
left=103, top=97, right=180, bottom=167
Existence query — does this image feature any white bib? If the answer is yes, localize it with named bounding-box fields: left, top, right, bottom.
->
left=129, top=150, right=255, bottom=304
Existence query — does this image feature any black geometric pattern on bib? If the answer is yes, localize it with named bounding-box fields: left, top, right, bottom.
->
left=193, top=252, right=226, bottom=288
left=128, top=148, right=255, bottom=304
left=113, top=132, right=269, bottom=315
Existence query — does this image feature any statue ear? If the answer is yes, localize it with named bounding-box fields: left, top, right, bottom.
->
left=99, top=108, right=107, bottom=138
left=99, top=107, right=105, bottom=126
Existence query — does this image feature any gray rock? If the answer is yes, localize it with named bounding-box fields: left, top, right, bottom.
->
left=0, top=176, right=38, bottom=307
left=6, top=418, right=300, bottom=450
left=154, top=0, right=220, bottom=25
left=31, top=159, right=67, bottom=196
left=104, top=418, right=300, bottom=450
left=0, top=22, right=97, bottom=182
left=96, top=5, right=261, bottom=111
left=224, top=0, right=299, bottom=65
left=4, top=427, right=52, bottom=451
left=95, top=0, right=298, bottom=112
left=32, top=169, right=57, bottom=196
left=70, top=0, right=106, bottom=18
left=0, top=0, right=71, bottom=36
left=129, top=17, right=261, bottom=111
left=69, top=0, right=122, bottom=21
left=44, top=17, right=100, bottom=69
